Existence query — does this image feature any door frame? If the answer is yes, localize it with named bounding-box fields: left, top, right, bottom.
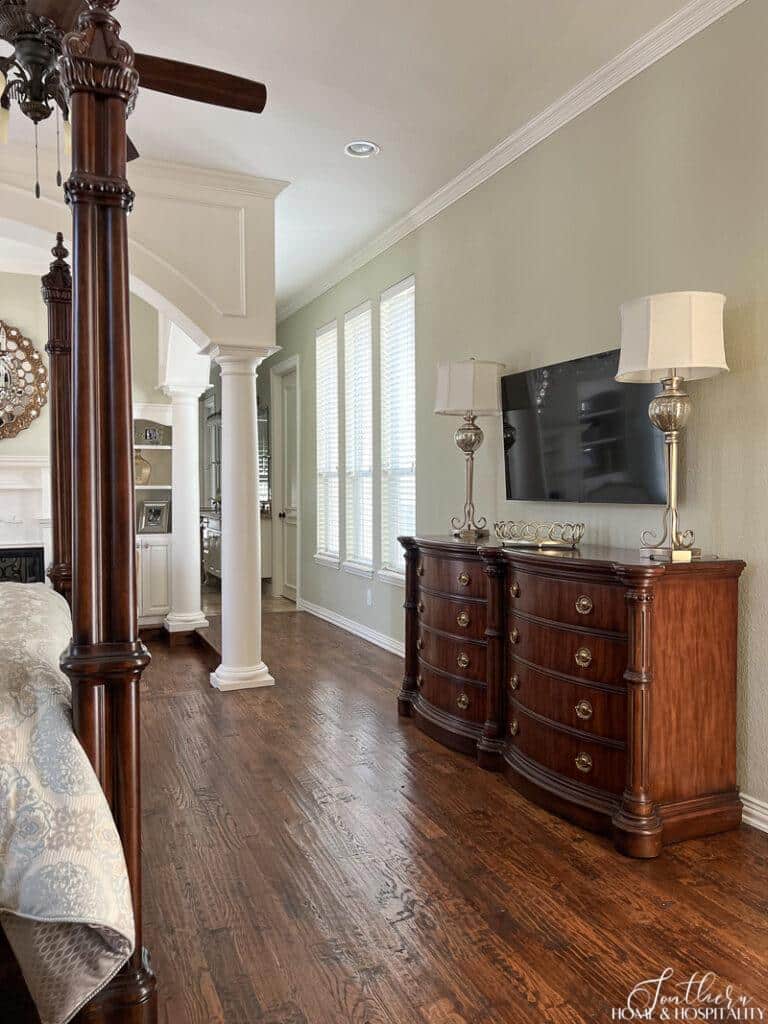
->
left=269, top=354, right=301, bottom=605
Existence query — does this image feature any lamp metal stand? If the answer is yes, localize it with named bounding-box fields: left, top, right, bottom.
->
left=641, top=375, right=700, bottom=563
left=450, top=412, right=488, bottom=539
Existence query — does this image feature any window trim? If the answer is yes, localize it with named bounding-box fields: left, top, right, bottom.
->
left=314, top=318, right=340, bottom=563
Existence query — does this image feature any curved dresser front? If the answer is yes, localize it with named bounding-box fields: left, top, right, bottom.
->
left=398, top=536, right=745, bottom=858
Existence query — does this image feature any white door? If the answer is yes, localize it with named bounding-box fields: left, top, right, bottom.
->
left=278, top=370, right=298, bottom=601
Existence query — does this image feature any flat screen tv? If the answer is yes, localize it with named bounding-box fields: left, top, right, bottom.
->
left=502, top=349, right=666, bottom=505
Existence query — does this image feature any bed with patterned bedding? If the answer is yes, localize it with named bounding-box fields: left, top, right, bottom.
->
left=0, top=582, right=134, bottom=1024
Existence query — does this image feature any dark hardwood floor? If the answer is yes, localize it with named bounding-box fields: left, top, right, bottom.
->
left=141, top=612, right=768, bottom=1024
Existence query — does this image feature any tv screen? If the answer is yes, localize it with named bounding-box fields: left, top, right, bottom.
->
left=502, top=349, right=666, bottom=505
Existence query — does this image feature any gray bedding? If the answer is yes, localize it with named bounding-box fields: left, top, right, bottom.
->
left=0, top=582, right=134, bottom=1024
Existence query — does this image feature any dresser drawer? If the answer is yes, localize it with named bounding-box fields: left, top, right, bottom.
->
left=508, top=663, right=626, bottom=742
left=509, top=614, right=627, bottom=685
left=417, top=590, right=487, bottom=641
left=508, top=708, right=626, bottom=794
left=417, top=662, right=486, bottom=724
left=508, top=569, right=627, bottom=634
left=418, top=627, right=486, bottom=682
left=418, top=553, right=485, bottom=599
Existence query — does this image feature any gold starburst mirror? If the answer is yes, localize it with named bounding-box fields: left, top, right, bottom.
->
left=0, top=320, right=49, bottom=439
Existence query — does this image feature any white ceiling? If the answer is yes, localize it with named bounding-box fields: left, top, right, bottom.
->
left=9, top=1, right=700, bottom=314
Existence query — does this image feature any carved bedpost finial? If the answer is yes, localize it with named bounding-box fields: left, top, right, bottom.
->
left=60, top=0, right=138, bottom=111
left=51, top=231, right=68, bottom=263
left=41, top=231, right=72, bottom=305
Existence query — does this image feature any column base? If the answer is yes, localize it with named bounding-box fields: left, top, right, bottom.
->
left=210, top=662, right=275, bottom=691
left=164, top=612, right=210, bottom=634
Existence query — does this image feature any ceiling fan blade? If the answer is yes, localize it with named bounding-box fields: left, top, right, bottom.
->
left=24, top=0, right=85, bottom=33
left=134, top=53, right=267, bottom=114
left=127, top=135, right=139, bottom=162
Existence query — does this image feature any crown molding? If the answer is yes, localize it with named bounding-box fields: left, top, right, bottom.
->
left=0, top=142, right=288, bottom=201
left=277, top=0, right=747, bottom=323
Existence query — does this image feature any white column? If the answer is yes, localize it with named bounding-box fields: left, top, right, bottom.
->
left=163, top=385, right=209, bottom=635
left=210, top=346, right=275, bottom=691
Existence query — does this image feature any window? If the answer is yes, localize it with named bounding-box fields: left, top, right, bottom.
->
left=380, top=277, right=416, bottom=577
left=344, top=303, right=373, bottom=571
left=315, top=321, right=339, bottom=562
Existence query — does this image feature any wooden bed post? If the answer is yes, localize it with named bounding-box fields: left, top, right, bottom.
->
left=41, top=233, right=73, bottom=603
left=57, top=2, right=157, bottom=1022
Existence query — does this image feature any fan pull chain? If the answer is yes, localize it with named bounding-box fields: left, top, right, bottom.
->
left=34, top=123, right=40, bottom=199
left=55, top=109, right=62, bottom=188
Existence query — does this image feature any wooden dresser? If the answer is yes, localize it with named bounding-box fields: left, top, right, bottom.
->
left=399, top=536, right=745, bottom=858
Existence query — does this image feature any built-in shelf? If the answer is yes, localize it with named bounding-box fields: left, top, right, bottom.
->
left=134, top=444, right=172, bottom=451
left=135, top=484, right=171, bottom=490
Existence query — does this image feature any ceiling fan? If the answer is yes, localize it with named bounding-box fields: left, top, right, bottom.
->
left=0, top=0, right=266, bottom=182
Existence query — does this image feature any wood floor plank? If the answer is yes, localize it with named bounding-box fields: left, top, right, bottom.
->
left=139, top=612, right=768, bottom=1024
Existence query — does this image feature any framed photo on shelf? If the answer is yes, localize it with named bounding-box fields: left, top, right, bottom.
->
left=138, top=499, right=170, bottom=534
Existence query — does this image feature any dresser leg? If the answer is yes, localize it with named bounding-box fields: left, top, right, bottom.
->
left=397, top=689, right=415, bottom=717
left=611, top=807, right=663, bottom=858
left=477, top=738, right=504, bottom=771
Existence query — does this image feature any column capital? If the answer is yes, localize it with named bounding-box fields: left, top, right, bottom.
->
left=201, top=343, right=279, bottom=373
left=161, top=384, right=211, bottom=403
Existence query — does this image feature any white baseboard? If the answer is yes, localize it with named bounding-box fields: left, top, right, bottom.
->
left=742, top=793, right=768, bottom=834
left=298, top=597, right=404, bottom=658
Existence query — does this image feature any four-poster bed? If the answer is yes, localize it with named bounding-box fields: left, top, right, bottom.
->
left=0, top=0, right=156, bottom=1020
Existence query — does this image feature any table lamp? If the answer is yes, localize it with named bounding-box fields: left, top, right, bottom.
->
left=617, top=291, right=728, bottom=562
left=434, top=358, right=505, bottom=539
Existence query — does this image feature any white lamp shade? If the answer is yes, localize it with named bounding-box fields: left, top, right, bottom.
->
left=617, top=291, right=728, bottom=384
left=434, top=359, right=505, bottom=416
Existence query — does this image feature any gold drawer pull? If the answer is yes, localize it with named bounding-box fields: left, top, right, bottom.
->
left=458, top=570, right=471, bottom=587
left=416, top=674, right=423, bottom=689
left=417, top=600, right=425, bottom=614
left=510, top=627, right=520, bottom=645
left=510, top=719, right=519, bottom=737
left=575, top=752, right=593, bottom=773
left=575, top=699, right=593, bottom=720
left=416, top=637, right=424, bottom=652
left=510, top=580, right=520, bottom=598
left=457, top=610, right=470, bottom=628
left=456, top=692, right=470, bottom=711
left=457, top=652, right=470, bottom=670
left=509, top=673, right=520, bottom=692
left=417, top=562, right=424, bottom=577
left=576, top=595, right=593, bottom=615
left=575, top=646, right=592, bottom=668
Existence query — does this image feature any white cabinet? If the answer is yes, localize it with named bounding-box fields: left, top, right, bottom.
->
left=136, top=534, right=171, bottom=624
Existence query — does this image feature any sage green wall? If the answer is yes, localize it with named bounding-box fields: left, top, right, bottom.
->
left=0, top=271, right=163, bottom=458
left=271, top=0, right=768, bottom=803
left=131, top=295, right=167, bottom=406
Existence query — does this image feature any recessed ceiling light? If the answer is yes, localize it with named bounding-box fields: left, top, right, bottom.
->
left=345, top=140, right=381, bottom=158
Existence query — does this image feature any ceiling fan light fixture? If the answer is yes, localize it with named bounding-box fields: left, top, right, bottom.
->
left=345, top=139, right=380, bottom=159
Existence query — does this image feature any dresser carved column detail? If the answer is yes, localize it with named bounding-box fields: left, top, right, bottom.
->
left=398, top=536, right=419, bottom=716
left=612, top=575, right=663, bottom=859
left=478, top=550, right=505, bottom=770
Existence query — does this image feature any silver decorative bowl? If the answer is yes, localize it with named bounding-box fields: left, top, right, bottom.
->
left=493, top=521, right=585, bottom=549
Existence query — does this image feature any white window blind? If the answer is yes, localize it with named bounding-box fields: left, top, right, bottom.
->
left=315, top=321, right=339, bottom=560
left=380, top=277, right=416, bottom=574
left=344, top=303, right=373, bottom=568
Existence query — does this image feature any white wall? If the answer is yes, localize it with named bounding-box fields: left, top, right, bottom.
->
left=269, top=0, right=768, bottom=804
